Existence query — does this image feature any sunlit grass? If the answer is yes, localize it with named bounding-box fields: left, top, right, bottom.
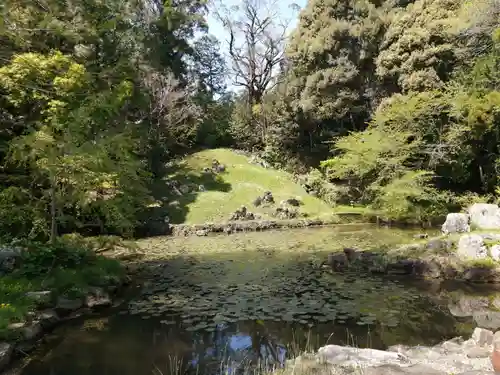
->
left=162, top=149, right=341, bottom=224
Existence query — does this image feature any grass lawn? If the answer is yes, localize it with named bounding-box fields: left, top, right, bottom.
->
left=150, top=148, right=366, bottom=224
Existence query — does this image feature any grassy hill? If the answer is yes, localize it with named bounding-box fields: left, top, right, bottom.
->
left=153, top=148, right=339, bottom=224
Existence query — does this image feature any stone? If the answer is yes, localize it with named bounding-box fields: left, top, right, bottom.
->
left=37, top=309, right=60, bottom=329
left=413, top=259, right=442, bottom=279
left=262, top=191, right=274, bottom=204
left=457, top=234, right=488, bottom=260
left=26, top=291, right=53, bottom=306
left=327, top=253, right=349, bottom=271
left=480, top=233, right=500, bottom=241
left=343, top=248, right=360, bottom=262
left=316, top=345, right=408, bottom=368
left=490, top=245, right=500, bottom=261
left=56, top=296, right=83, bottom=312
left=274, top=206, right=298, bottom=219
left=442, top=213, right=470, bottom=234
left=494, top=330, right=500, bottom=345
left=253, top=196, right=262, bottom=206
left=426, top=238, right=453, bottom=252
left=468, top=203, right=500, bottom=230
left=441, top=339, right=464, bottom=353
left=285, top=198, right=301, bottom=207
left=85, top=287, right=111, bottom=308
left=0, top=342, right=13, bottom=371
left=195, top=230, right=208, bottom=237
left=198, top=185, right=205, bottom=192
left=472, top=327, right=494, bottom=346
left=465, top=346, right=491, bottom=358
left=474, top=311, right=500, bottom=330
left=449, top=296, right=489, bottom=317
left=456, top=372, right=497, bottom=375
left=8, top=321, right=42, bottom=340
left=179, top=184, right=190, bottom=194
left=363, top=364, right=446, bottom=375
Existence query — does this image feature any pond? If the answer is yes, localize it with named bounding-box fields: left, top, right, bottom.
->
left=11, top=226, right=500, bottom=375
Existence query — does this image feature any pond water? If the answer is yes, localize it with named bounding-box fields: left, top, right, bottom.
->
left=12, top=226, right=500, bottom=375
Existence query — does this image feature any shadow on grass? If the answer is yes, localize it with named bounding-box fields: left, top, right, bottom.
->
left=136, top=163, right=232, bottom=236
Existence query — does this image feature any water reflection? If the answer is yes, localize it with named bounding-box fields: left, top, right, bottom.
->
left=16, top=280, right=495, bottom=375
left=188, top=323, right=287, bottom=375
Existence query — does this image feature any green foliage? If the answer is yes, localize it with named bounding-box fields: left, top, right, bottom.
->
left=0, top=238, right=124, bottom=338
left=0, top=277, right=34, bottom=336
left=0, top=187, right=48, bottom=240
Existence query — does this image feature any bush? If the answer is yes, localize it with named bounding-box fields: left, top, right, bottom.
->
left=297, top=169, right=353, bottom=206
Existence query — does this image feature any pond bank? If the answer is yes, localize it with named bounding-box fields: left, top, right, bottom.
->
left=323, top=232, right=500, bottom=283
left=0, top=240, right=128, bottom=373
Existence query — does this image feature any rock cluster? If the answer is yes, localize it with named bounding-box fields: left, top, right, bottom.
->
left=229, top=206, right=257, bottom=221
left=324, top=234, right=500, bottom=282
left=290, top=328, right=499, bottom=375
left=202, top=159, right=226, bottom=174
left=449, top=293, right=500, bottom=331
left=170, top=218, right=334, bottom=236
left=274, top=206, right=298, bottom=220
left=442, top=203, right=500, bottom=234
left=253, top=191, right=275, bottom=206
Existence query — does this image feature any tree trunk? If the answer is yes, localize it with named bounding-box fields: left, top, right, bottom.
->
left=50, top=179, right=57, bottom=244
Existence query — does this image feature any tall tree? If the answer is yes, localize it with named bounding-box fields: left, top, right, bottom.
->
left=214, top=0, right=295, bottom=105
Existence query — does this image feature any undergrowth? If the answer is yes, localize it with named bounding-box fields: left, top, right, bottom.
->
left=0, top=235, right=125, bottom=339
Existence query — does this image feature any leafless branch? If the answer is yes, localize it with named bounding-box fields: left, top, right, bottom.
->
left=213, top=0, right=294, bottom=104
left=141, top=70, right=201, bottom=141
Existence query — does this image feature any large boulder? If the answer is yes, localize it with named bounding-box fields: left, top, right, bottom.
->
left=442, top=213, right=470, bottom=234
left=473, top=311, right=500, bottom=330
left=457, top=234, right=488, bottom=260
left=448, top=295, right=490, bottom=317
left=468, top=203, right=500, bottom=230
left=317, top=345, right=408, bottom=368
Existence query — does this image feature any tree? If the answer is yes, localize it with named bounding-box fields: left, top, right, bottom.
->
left=139, top=69, right=201, bottom=175
left=283, top=0, right=396, bottom=158
left=375, top=0, right=465, bottom=93
left=214, top=0, right=295, bottom=105
left=0, top=52, right=149, bottom=241
left=189, top=34, right=227, bottom=96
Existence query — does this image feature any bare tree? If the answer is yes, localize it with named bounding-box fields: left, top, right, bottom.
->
left=214, top=0, right=298, bottom=105
left=140, top=70, right=201, bottom=174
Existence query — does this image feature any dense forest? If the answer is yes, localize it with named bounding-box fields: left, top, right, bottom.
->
left=0, top=0, right=499, bottom=241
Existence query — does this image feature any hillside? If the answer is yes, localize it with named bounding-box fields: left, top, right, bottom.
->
left=156, top=149, right=338, bottom=224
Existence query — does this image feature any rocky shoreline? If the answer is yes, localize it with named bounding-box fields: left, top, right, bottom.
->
left=0, top=280, right=127, bottom=372
left=323, top=232, right=500, bottom=283
left=169, top=217, right=348, bottom=236
left=289, top=328, right=498, bottom=375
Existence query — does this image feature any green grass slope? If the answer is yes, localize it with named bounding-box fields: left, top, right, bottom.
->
left=158, top=148, right=337, bottom=224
